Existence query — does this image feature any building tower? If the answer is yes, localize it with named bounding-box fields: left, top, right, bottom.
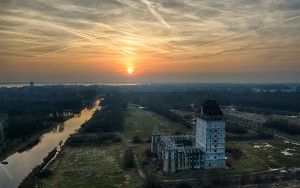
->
left=195, top=100, right=225, bottom=169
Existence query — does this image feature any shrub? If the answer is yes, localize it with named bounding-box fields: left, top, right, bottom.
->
left=123, top=149, right=135, bottom=169
left=177, top=182, right=192, bottom=188
left=225, top=122, right=247, bottom=134
left=264, top=118, right=300, bottom=135
left=132, top=136, right=142, bottom=144
left=144, top=148, right=152, bottom=160
left=38, top=169, right=52, bottom=179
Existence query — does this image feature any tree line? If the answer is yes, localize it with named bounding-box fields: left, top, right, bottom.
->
left=66, top=94, right=127, bottom=146
left=264, top=118, right=300, bottom=135
left=123, top=90, right=300, bottom=113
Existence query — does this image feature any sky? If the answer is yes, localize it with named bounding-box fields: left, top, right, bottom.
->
left=0, top=0, right=300, bottom=83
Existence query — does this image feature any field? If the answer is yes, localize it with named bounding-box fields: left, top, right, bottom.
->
left=41, top=144, right=142, bottom=188
left=227, top=140, right=300, bottom=173
left=124, top=105, right=191, bottom=141
left=41, top=104, right=191, bottom=187
left=41, top=104, right=300, bottom=187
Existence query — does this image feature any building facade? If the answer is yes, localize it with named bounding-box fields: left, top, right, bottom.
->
left=151, top=100, right=226, bottom=173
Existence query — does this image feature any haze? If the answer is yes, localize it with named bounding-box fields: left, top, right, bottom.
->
left=0, top=0, right=300, bottom=83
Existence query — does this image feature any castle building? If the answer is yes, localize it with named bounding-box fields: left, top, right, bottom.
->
left=151, top=100, right=226, bottom=173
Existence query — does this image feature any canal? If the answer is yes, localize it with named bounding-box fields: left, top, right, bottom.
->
left=0, top=100, right=100, bottom=188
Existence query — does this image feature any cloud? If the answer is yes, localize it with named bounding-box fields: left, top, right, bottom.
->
left=0, top=0, right=300, bottom=82
left=140, top=0, right=170, bottom=28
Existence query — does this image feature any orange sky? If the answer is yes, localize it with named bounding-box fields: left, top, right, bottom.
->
left=0, top=0, right=300, bottom=83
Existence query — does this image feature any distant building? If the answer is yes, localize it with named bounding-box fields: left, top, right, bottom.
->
left=29, top=81, right=34, bottom=87
left=151, top=100, right=226, bottom=173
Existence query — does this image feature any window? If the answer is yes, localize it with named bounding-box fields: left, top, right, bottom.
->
left=215, top=130, right=218, bottom=132
left=214, top=150, right=217, bottom=152
left=215, top=145, right=217, bottom=147
left=214, top=156, right=217, bottom=159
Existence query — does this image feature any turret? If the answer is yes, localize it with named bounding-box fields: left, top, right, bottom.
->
left=195, top=100, right=226, bottom=169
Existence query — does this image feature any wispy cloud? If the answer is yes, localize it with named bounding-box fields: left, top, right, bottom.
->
left=0, top=0, right=300, bottom=82
left=140, top=0, right=170, bottom=28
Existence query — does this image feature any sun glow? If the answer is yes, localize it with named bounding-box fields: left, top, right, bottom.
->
left=127, top=67, right=134, bottom=74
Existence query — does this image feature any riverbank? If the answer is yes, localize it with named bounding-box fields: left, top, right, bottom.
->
left=0, top=120, right=64, bottom=162
left=39, top=103, right=190, bottom=187
left=0, top=102, right=100, bottom=188
left=0, top=115, right=7, bottom=144
left=19, top=148, right=57, bottom=188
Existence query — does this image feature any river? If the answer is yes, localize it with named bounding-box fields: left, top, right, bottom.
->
left=0, top=100, right=100, bottom=188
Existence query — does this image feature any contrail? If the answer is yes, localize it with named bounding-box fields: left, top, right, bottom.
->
left=18, top=17, right=135, bottom=57
left=140, top=0, right=170, bottom=28
left=26, top=19, right=140, bottom=58
left=197, top=14, right=300, bottom=49
left=48, top=23, right=135, bottom=56
left=172, top=14, right=300, bottom=59
left=25, top=39, right=83, bottom=50
left=33, top=44, right=81, bottom=58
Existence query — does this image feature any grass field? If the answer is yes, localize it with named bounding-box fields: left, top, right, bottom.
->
left=229, top=140, right=300, bottom=172
left=41, top=104, right=191, bottom=187
left=41, top=144, right=142, bottom=188
left=41, top=104, right=300, bottom=187
left=123, top=105, right=191, bottom=141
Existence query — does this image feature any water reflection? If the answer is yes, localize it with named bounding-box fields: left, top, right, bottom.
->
left=0, top=100, right=100, bottom=188
left=57, top=123, right=65, bottom=133
left=17, top=137, right=41, bottom=153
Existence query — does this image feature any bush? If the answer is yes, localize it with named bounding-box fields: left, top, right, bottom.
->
left=38, top=169, right=52, bottom=179
left=177, top=182, right=192, bottom=188
left=132, top=136, right=142, bottom=144
left=264, top=118, right=300, bottom=135
left=123, top=149, right=135, bottom=169
left=240, top=174, right=250, bottom=185
left=144, top=148, right=152, bottom=160
left=225, top=122, right=247, bottom=134
left=226, top=148, right=244, bottom=159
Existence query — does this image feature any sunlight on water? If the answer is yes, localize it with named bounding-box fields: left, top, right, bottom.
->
left=0, top=100, right=100, bottom=188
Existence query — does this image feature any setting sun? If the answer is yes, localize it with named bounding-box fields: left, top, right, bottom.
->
left=127, top=67, right=134, bottom=75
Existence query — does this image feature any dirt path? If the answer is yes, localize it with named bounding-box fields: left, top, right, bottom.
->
left=120, top=132, right=146, bottom=179
left=133, top=153, right=145, bottom=178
